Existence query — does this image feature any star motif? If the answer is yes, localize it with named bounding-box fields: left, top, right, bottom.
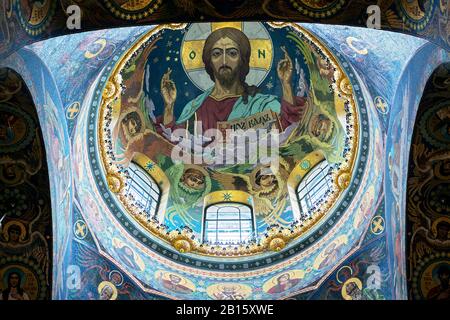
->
left=153, top=57, right=159, bottom=63
left=145, top=162, right=155, bottom=172
left=167, top=41, right=173, bottom=47
left=223, top=192, right=232, bottom=201
left=266, top=81, right=274, bottom=90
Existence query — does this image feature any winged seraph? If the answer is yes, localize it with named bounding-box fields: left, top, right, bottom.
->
left=210, top=165, right=289, bottom=217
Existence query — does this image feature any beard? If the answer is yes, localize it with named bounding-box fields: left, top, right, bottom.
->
left=215, top=66, right=239, bottom=88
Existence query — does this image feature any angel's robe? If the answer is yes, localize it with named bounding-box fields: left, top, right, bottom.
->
left=156, top=87, right=308, bottom=134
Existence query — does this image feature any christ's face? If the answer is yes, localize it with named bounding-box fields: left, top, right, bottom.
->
left=210, top=37, right=241, bottom=86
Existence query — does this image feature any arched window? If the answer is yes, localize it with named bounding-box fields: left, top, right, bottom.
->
left=126, top=162, right=161, bottom=220
left=203, top=203, right=255, bottom=245
left=296, top=160, right=332, bottom=218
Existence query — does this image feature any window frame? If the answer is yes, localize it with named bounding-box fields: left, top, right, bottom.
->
left=126, top=162, right=162, bottom=221
left=295, top=160, right=332, bottom=218
left=202, top=201, right=256, bottom=245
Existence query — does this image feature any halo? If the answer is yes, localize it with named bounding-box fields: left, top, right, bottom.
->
left=2, top=267, right=26, bottom=288
left=181, top=22, right=273, bottom=91
left=312, top=235, right=348, bottom=270
left=111, top=237, right=145, bottom=272
left=2, top=220, right=27, bottom=242
left=182, top=164, right=210, bottom=179
left=431, top=217, right=450, bottom=238
left=336, top=266, right=353, bottom=284
left=262, top=269, right=305, bottom=293
left=108, top=270, right=124, bottom=286
left=341, top=277, right=363, bottom=300
left=98, top=281, right=118, bottom=300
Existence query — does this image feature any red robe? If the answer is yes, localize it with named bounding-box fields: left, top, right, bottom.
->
left=156, top=96, right=308, bottom=134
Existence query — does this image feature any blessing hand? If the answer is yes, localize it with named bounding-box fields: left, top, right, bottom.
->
left=161, top=67, right=177, bottom=107
left=277, top=47, right=293, bottom=86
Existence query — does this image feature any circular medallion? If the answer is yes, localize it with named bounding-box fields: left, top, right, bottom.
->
left=426, top=183, right=450, bottom=214
left=341, top=277, right=363, bottom=300
left=73, top=219, right=88, bottom=240
left=396, top=0, right=436, bottom=31
left=419, top=102, right=450, bottom=150
left=85, top=21, right=370, bottom=279
left=412, top=253, right=450, bottom=300
left=262, top=270, right=305, bottom=294
left=0, top=256, right=47, bottom=300
left=98, top=281, right=118, bottom=300
left=0, top=103, right=36, bottom=154
left=374, top=96, right=389, bottom=115
left=370, top=215, right=385, bottom=235
left=16, top=0, right=56, bottom=36
left=109, top=270, right=124, bottom=286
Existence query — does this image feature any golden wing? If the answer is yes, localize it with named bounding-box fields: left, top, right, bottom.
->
left=210, top=170, right=253, bottom=192
left=253, top=197, right=275, bottom=217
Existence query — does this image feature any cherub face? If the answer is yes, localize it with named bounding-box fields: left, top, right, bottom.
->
left=181, top=169, right=205, bottom=190
left=127, top=119, right=138, bottom=135
left=259, top=174, right=276, bottom=188
left=309, top=114, right=332, bottom=141
left=8, top=227, right=21, bottom=243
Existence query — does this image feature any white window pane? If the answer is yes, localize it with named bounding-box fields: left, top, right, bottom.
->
left=203, top=202, right=255, bottom=244
left=297, top=160, right=330, bottom=216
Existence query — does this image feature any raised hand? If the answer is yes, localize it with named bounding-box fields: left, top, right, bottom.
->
left=277, top=47, right=293, bottom=86
left=160, top=68, right=177, bottom=125
left=161, top=67, right=177, bottom=107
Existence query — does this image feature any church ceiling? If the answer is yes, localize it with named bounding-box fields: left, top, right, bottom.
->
left=0, top=3, right=449, bottom=299
left=0, top=1, right=449, bottom=59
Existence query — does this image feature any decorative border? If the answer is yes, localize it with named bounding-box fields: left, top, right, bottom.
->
left=102, top=0, right=162, bottom=20
left=288, top=0, right=347, bottom=18
left=396, top=0, right=436, bottom=31
left=15, top=0, right=57, bottom=36
left=86, top=22, right=369, bottom=271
